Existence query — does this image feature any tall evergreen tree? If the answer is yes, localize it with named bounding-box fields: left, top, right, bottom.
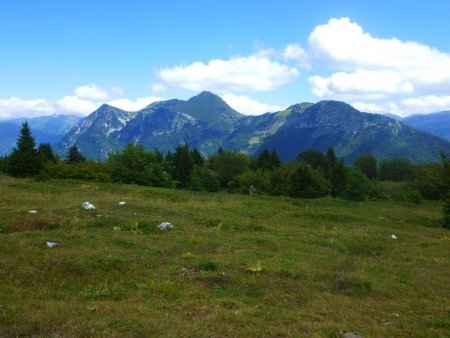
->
left=66, top=145, right=86, bottom=164
left=38, top=143, right=56, bottom=163
left=191, top=147, right=204, bottom=167
left=298, top=149, right=328, bottom=170
left=172, top=144, right=194, bottom=188
left=326, top=146, right=337, bottom=167
left=330, top=160, right=348, bottom=197
left=354, top=154, right=378, bottom=179
left=8, top=122, right=41, bottom=177
left=441, top=152, right=450, bottom=228
left=256, top=149, right=281, bottom=171
left=270, top=149, right=281, bottom=168
left=0, top=156, right=10, bottom=174
left=256, top=149, right=271, bottom=170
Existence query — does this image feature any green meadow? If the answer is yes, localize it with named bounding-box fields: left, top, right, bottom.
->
left=0, top=175, right=448, bottom=337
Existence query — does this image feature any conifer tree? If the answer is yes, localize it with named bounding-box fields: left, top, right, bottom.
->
left=354, top=154, right=378, bottom=179
left=270, top=149, right=281, bottom=168
left=441, top=152, right=450, bottom=228
left=326, top=146, right=336, bottom=167
left=8, top=122, right=41, bottom=177
left=38, top=143, right=56, bottom=163
left=66, top=145, right=86, bottom=164
left=172, top=144, right=194, bottom=188
left=190, top=147, right=204, bottom=167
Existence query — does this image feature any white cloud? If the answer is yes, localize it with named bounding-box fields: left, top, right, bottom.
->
left=282, top=44, right=310, bottom=69
left=221, top=93, right=282, bottom=115
left=0, top=97, right=54, bottom=119
left=401, top=95, right=450, bottom=115
left=352, top=95, right=450, bottom=117
left=309, top=69, right=414, bottom=99
left=74, top=84, right=113, bottom=100
left=107, top=96, right=162, bottom=111
left=308, top=17, right=450, bottom=100
left=56, top=96, right=99, bottom=115
left=0, top=85, right=162, bottom=119
left=351, top=102, right=387, bottom=114
left=154, top=53, right=299, bottom=93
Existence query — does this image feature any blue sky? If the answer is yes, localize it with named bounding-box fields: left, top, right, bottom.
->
left=1, top=0, right=450, bottom=118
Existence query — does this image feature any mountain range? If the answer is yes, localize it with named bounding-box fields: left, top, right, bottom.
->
left=402, top=111, right=450, bottom=141
left=0, top=115, right=81, bottom=155
left=1, top=91, right=449, bottom=163
left=56, top=91, right=450, bottom=163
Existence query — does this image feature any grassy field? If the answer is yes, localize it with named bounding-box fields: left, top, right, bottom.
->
left=0, top=175, right=449, bottom=337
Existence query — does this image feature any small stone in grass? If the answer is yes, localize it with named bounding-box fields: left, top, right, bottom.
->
left=158, top=222, right=173, bottom=230
left=46, top=241, right=60, bottom=248
left=82, top=202, right=95, bottom=210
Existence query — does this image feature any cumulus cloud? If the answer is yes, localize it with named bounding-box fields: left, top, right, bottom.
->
left=282, top=44, right=310, bottom=69
left=0, top=97, right=54, bottom=119
left=352, top=95, right=450, bottom=117
left=154, top=53, right=299, bottom=93
left=351, top=101, right=404, bottom=116
left=107, top=97, right=162, bottom=111
left=401, top=95, right=450, bottom=115
left=308, top=17, right=450, bottom=102
left=56, top=96, right=99, bottom=115
left=221, top=93, right=282, bottom=115
left=0, top=85, right=163, bottom=119
left=309, top=69, right=414, bottom=100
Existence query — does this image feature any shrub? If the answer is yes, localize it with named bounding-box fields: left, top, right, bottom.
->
left=342, top=168, right=374, bottom=201
left=289, top=163, right=330, bottom=198
left=228, top=170, right=270, bottom=194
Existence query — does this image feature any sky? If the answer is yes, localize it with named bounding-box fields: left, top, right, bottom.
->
left=1, top=0, right=450, bottom=119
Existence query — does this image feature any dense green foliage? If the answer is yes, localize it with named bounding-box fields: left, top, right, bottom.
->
left=8, top=122, right=41, bottom=177
left=353, top=154, right=378, bottom=179
left=379, top=158, right=416, bottom=181
left=441, top=152, right=450, bottom=228
left=38, top=143, right=57, bottom=163
left=3, top=124, right=450, bottom=226
left=66, top=145, right=86, bottom=164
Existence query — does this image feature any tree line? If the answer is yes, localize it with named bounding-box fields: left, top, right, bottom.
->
left=1, top=122, right=449, bottom=228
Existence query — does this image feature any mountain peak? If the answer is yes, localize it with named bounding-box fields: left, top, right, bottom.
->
left=98, top=103, right=114, bottom=110
left=316, top=100, right=356, bottom=110
left=197, top=90, right=216, bottom=97
left=189, top=91, right=226, bottom=103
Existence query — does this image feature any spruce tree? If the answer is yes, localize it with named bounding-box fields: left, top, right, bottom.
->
left=190, top=147, right=204, bottom=167
left=38, top=143, right=56, bottom=163
left=326, top=146, right=337, bottom=167
left=172, top=144, right=194, bottom=188
left=8, top=122, right=41, bottom=177
left=270, top=149, right=281, bottom=168
left=441, top=152, right=450, bottom=228
left=354, top=154, right=378, bottom=179
left=66, top=145, right=86, bottom=164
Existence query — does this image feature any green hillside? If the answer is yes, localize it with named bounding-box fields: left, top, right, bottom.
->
left=1, top=175, right=448, bottom=337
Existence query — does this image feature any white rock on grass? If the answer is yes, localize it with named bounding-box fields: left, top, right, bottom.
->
left=82, top=202, right=96, bottom=210
left=158, top=222, right=173, bottom=230
left=391, top=234, right=398, bottom=240
left=118, top=201, right=126, bottom=206
left=28, top=210, right=37, bottom=214
left=46, top=241, right=60, bottom=248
